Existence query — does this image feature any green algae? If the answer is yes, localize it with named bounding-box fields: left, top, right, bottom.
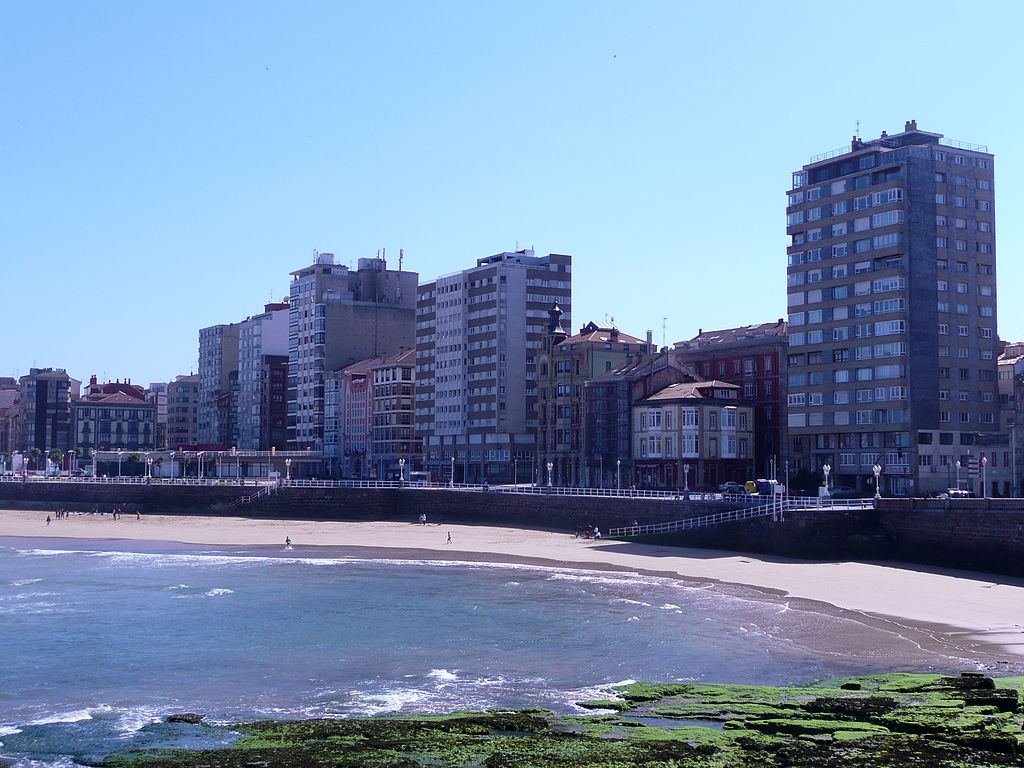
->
left=91, top=672, right=1024, bottom=768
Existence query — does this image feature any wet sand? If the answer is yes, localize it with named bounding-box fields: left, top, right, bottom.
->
left=4, top=508, right=1024, bottom=661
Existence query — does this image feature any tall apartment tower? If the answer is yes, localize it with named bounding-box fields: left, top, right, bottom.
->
left=288, top=252, right=417, bottom=452
left=17, top=368, right=81, bottom=455
left=237, top=301, right=289, bottom=450
left=166, top=374, right=200, bottom=448
left=197, top=323, right=240, bottom=446
left=786, top=121, right=998, bottom=496
left=416, top=249, right=572, bottom=484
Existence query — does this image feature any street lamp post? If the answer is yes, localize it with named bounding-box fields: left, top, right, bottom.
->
left=872, top=464, right=882, bottom=500
left=547, top=461, right=553, bottom=488
left=285, top=458, right=292, bottom=484
left=92, top=450, right=97, bottom=478
left=598, top=455, right=603, bottom=489
left=117, top=449, right=123, bottom=478
left=513, top=458, right=518, bottom=490
left=616, top=459, right=621, bottom=492
left=450, top=456, right=455, bottom=488
left=955, top=460, right=961, bottom=491
left=822, top=463, right=831, bottom=495
left=170, top=451, right=176, bottom=480
left=784, top=459, right=790, bottom=496
left=236, top=449, right=241, bottom=482
left=683, top=463, right=691, bottom=493
left=982, top=456, right=988, bottom=498
left=399, top=457, right=406, bottom=488
left=146, top=455, right=153, bottom=479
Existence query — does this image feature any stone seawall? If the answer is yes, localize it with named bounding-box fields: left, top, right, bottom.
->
left=876, top=498, right=1024, bottom=576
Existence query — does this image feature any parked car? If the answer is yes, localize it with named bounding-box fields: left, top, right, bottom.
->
left=939, top=488, right=975, bottom=499
left=828, top=485, right=861, bottom=499
left=720, top=482, right=749, bottom=496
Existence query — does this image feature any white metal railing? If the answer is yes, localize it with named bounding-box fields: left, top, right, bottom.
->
left=609, top=496, right=875, bottom=537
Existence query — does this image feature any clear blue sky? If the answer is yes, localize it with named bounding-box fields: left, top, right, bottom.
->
left=3, top=1, right=1023, bottom=386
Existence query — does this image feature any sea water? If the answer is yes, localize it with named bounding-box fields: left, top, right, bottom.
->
left=0, top=537, right=1014, bottom=766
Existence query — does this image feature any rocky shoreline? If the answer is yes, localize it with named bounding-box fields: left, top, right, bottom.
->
left=87, top=672, right=1024, bottom=767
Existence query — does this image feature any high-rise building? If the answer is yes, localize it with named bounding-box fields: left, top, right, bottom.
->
left=237, top=301, right=289, bottom=450
left=416, top=248, right=571, bottom=483
left=369, top=349, right=420, bottom=480
left=17, top=368, right=80, bottom=456
left=786, top=121, right=998, bottom=496
left=197, top=323, right=240, bottom=446
left=288, top=252, right=417, bottom=453
left=146, top=382, right=169, bottom=449
left=166, top=374, right=200, bottom=448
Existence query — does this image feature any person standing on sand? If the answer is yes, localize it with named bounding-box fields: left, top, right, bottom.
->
left=46, top=515, right=51, bottom=526
left=136, top=510, right=140, bottom=521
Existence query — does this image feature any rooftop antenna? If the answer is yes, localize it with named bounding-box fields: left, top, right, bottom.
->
left=662, top=317, right=668, bottom=348
left=399, top=248, right=404, bottom=271
left=856, top=119, right=861, bottom=139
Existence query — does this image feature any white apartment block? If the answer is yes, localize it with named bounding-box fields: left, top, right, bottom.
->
left=416, top=249, right=571, bottom=483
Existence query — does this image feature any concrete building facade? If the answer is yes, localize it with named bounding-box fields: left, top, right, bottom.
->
left=632, top=381, right=756, bottom=490
left=786, top=121, right=999, bottom=496
left=197, top=323, right=240, bottom=447
left=237, top=301, right=289, bottom=450
left=288, top=252, right=417, bottom=453
left=17, top=368, right=80, bottom=457
left=166, top=374, right=200, bottom=449
left=674, top=320, right=788, bottom=481
left=370, top=349, right=419, bottom=480
left=584, top=351, right=699, bottom=490
left=416, top=249, right=571, bottom=484
left=536, top=309, right=646, bottom=487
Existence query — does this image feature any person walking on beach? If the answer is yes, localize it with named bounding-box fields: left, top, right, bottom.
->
left=285, top=537, right=292, bottom=549
left=46, top=514, right=51, bottom=526
left=446, top=531, right=452, bottom=544
left=136, top=510, right=140, bottom=521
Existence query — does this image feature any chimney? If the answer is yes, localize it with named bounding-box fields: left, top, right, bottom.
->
left=905, top=119, right=917, bottom=132
left=646, top=330, right=653, bottom=354
left=880, top=130, right=888, bottom=138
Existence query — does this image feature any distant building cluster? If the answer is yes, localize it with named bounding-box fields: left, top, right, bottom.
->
left=2, top=122, right=1020, bottom=495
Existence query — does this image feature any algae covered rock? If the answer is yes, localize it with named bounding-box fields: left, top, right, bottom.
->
left=95, top=672, right=1024, bottom=768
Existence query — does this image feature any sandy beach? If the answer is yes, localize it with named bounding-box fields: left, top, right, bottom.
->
left=4, top=507, right=1024, bottom=660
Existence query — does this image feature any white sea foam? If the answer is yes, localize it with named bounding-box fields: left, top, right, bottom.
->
left=428, top=668, right=458, bottom=682
left=9, top=578, right=42, bottom=587
left=205, top=588, right=234, bottom=597
left=28, top=705, right=113, bottom=725
left=0, top=725, right=22, bottom=736
left=627, top=616, right=640, bottom=622
left=166, top=584, right=189, bottom=590
left=349, top=688, right=430, bottom=716
left=661, top=604, right=680, bottom=610
left=613, top=598, right=652, bottom=607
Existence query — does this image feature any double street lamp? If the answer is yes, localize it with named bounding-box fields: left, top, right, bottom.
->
left=872, top=463, right=882, bottom=500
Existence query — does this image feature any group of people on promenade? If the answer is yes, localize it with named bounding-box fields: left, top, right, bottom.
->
left=574, top=525, right=602, bottom=539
